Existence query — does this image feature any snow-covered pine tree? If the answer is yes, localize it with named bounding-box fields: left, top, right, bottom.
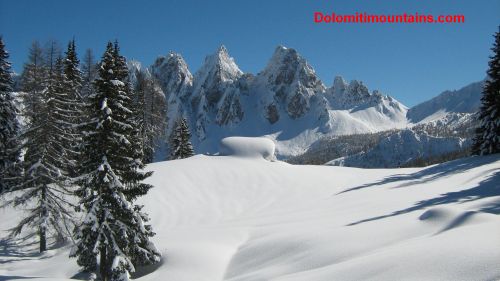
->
left=112, top=40, right=155, bottom=188
left=472, top=27, right=500, bottom=155
left=132, top=68, right=166, bottom=164
left=71, top=41, right=160, bottom=281
left=62, top=39, right=84, bottom=176
left=7, top=54, right=75, bottom=252
left=0, top=37, right=21, bottom=193
left=170, top=117, right=194, bottom=160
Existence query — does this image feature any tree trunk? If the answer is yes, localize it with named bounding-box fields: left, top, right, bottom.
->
left=40, top=185, right=47, bottom=253
left=100, top=247, right=108, bottom=281
left=39, top=226, right=46, bottom=252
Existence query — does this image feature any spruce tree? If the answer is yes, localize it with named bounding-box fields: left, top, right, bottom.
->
left=71, top=41, right=160, bottom=281
left=472, top=27, right=500, bottom=155
left=0, top=37, right=21, bottom=193
left=62, top=39, right=84, bottom=176
left=170, top=117, right=194, bottom=160
left=8, top=54, right=74, bottom=252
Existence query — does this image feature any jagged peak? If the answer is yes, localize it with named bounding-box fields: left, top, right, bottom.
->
left=217, top=45, right=229, bottom=56
left=127, top=59, right=142, bottom=72
left=152, top=51, right=190, bottom=74
left=156, top=51, right=188, bottom=67
left=166, top=51, right=185, bottom=61
left=348, top=79, right=363, bottom=87
left=269, top=45, right=300, bottom=64
left=150, top=51, right=193, bottom=95
left=195, top=45, right=243, bottom=83
left=261, top=45, right=322, bottom=87
left=333, top=76, right=348, bottom=88
left=346, top=80, right=370, bottom=96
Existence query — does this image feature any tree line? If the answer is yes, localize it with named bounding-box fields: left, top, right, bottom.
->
left=0, top=37, right=193, bottom=281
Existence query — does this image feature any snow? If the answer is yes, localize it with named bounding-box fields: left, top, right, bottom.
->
left=110, top=79, right=125, bottom=87
left=1, top=147, right=499, bottom=280
left=407, top=80, right=484, bottom=123
left=219, top=137, right=275, bottom=160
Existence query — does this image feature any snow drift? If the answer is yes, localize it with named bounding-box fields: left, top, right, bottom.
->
left=1, top=145, right=499, bottom=281
left=219, top=137, right=276, bottom=160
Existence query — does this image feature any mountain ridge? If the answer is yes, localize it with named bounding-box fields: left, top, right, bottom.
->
left=127, top=45, right=483, bottom=161
left=147, top=45, right=410, bottom=159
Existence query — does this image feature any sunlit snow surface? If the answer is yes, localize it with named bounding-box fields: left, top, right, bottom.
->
left=1, top=139, right=499, bottom=281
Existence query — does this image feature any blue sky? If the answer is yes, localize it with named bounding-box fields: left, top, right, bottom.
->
left=1, top=0, right=499, bottom=106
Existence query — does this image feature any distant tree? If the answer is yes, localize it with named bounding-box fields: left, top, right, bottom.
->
left=20, top=41, right=46, bottom=116
left=472, top=27, right=500, bottom=155
left=71, top=41, right=160, bottom=281
left=170, top=117, right=194, bottom=160
left=132, top=68, right=166, bottom=163
left=44, top=40, right=61, bottom=75
left=81, top=48, right=98, bottom=98
left=0, top=37, right=21, bottom=193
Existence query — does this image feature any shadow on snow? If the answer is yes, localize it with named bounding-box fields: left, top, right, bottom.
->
left=343, top=155, right=500, bottom=227
left=337, top=155, right=499, bottom=195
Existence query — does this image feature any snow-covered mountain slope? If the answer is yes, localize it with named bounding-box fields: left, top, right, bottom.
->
left=151, top=45, right=408, bottom=158
left=1, top=139, right=499, bottom=281
left=327, top=129, right=470, bottom=168
left=407, top=80, right=484, bottom=123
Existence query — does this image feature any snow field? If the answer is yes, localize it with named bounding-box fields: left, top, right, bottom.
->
left=1, top=142, right=499, bottom=280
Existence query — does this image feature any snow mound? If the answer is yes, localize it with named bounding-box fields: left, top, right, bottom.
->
left=419, top=206, right=496, bottom=234
left=219, top=137, right=275, bottom=160
left=419, top=207, right=456, bottom=221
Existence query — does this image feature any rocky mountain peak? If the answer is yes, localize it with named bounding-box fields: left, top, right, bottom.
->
left=195, top=45, right=243, bottom=84
left=257, top=45, right=325, bottom=122
left=190, top=46, right=243, bottom=109
left=332, top=76, right=348, bottom=95
left=262, top=46, right=322, bottom=89
left=151, top=52, right=193, bottom=99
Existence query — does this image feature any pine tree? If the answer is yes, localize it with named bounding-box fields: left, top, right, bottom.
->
left=170, top=117, right=194, bottom=160
left=62, top=39, right=84, bottom=176
left=472, top=27, right=500, bottom=155
left=71, top=41, right=160, bottom=281
left=0, top=37, right=21, bottom=193
left=8, top=51, right=74, bottom=252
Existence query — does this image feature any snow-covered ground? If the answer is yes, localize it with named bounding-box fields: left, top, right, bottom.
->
left=1, top=138, right=500, bottom=281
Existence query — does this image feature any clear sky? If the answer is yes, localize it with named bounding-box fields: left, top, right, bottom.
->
left=1, top=0, right=499, bottom=106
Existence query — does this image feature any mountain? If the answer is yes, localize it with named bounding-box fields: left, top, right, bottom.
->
left=326, top=129, right=470, bottom=168
left=292, top=80, right=484, bottom=168
left=151, top=52, right=193, bottom=138
left=253, top=46, right=326, bottom=122
left=190, top=45, right=245, bottom=139
left=407, top=80, right=484, bottom=123
left=151, top=45, right=408, bottom=158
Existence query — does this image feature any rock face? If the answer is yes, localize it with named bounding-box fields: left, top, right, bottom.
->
left=254, top=46, right=326, bottom=122
left=151, top=52, right=193, bottom=137
left=149, top=45, right=408, bottom=158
